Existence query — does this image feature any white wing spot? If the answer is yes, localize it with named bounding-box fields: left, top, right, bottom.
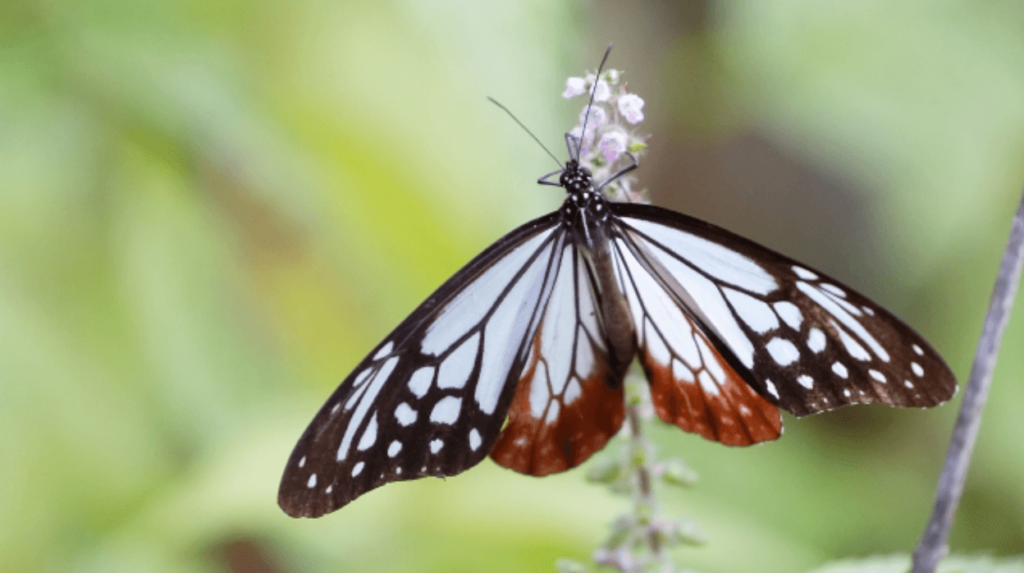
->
left=765, top=379, right=779, bottom=399
left=564, top=378, right=583, bottom=404
left=773, top=301, right=803, bottom=330
left=695, top=336, right=726, bottom=383
left=408, top=367, right=434, bottom=398
left=430, top=439, right=444, bottom=454
left=904, top=380, right=915, bottom=389
left=869, top=369, right=887, bottom=383
left=672, top=359, right=695, bottom=383
left=330, top=403, right=340, bottom=415
left=913, top=344, right=924, bottom=356
left=395, top=402, right=417, bottom=426
left=544, top=401, right=561, bottom=424
left=739, top=405, right=751, bottom=415
left=575, top=331, right=595, bottom=379
left=298, top=456, right=306, bottom=468
left=724, top=288, right=779, bottom=333
left=843, top=389, right=852, bottom=397
left=469, top=428, right=482, bottom=451
left=529, top=364, right=551, bottom=418
left=834, top=322, right=871, bottom=361
left=373, top=341, right=394, bottom=360
left=912, top=362, right=924, bottom=377
left=820, top=283, right=846, bottom=298
left=326, top=485, right=333, bottom=494
left=352, top=462, right=364, bottom=477
left=863, top=306, right=875, bottom=316
left=357, top=413, right=378, bottom=451
left=807, top=328, right=826, bottom=353
left=352, top=367, right=374, bottom=390
left=832, top=362, right=849, bottom=378
left=345, top=370, right=374, bottom=411
left=799, top=282, right=888, bottom=361
left=698, top=371, right=720, bottom=396
left=388, top=440, right=402, bottom=457
left=338, top=356, right=399, bottom=461
left=797, top=375, right=814, bottom=389
left=396, top=467, right=402, bottom=475
left=766, top=338, right=800, bottom=366
left=645, top=321, right=671, bottom=366
left=792, top=266, right=818, bottom=280
left=430, top=396, right=462, bottom=425
left=306, top=473, right=317, bottom=488
left=438, top=333, right=479, bottom=389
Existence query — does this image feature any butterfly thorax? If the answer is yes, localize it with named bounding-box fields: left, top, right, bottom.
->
left=559, top=161, right=610, bottom=229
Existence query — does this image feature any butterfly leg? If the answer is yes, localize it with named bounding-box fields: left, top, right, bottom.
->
left=596, top=152, right=638, bottom=193
left=565, top=133, right=582, bottom=161
left=538, top=168, right=564, bottom=186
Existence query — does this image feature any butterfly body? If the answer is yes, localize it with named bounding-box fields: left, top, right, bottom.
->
left=558, top=160, right=636, bottom=391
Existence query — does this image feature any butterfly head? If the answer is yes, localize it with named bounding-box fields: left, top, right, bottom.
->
left=559, top=160, right=594, bottom=195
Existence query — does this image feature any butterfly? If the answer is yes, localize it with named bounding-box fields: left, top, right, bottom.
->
left=277, top=50, right=957, bottom=519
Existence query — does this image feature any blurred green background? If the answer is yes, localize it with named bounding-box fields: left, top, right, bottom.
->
left=2, top=1, right=1023, bottom=572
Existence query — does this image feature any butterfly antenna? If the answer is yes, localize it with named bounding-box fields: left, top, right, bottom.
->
left=576, top=43, right=614, bottom=160
left=487, top=97, right=563, bottom=168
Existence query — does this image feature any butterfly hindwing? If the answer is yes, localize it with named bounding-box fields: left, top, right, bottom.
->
left=610, top=203, right=957, bottom=420
left=610, top=233, right=783, bottom=445
left=491, top=244, right=627, bottom=475
left=278, top=215, right=566, bottom=517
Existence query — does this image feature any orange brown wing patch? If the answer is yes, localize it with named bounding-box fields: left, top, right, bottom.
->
left=642, top=326, right=782, bottom=446
left=490, top=325, right=625, bottom=475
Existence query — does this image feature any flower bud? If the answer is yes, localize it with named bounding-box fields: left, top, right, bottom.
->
left=660, top=460, right=699, bottom=488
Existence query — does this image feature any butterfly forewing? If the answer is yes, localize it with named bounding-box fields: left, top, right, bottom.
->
left=491, top=244, right=627, bottom=475
left=610, top=203, right=957, bottom=420
left=278, top=214, right=565, bottom=517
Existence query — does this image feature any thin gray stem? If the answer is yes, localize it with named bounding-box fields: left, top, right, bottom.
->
left=911, top=189, right=1024, bottom=573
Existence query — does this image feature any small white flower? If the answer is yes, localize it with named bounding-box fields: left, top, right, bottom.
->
left=562, top=76, right=587, bottom=99
left=578, top=105, right=607, bottom=127
left=583, top=74, right=611, bottom=102
left=598, top=130, right=629, bottom=163
left=618, top=93, right=645, bottom=124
